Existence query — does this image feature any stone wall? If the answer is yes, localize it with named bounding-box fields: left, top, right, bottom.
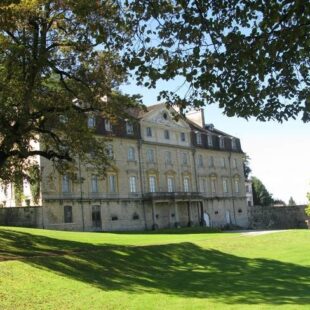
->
left=249, top=205, right=309, bottom=229
left=0, top=206, right=42, bottom=227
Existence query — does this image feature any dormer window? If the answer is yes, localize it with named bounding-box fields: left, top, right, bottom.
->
left=146, top=127, right=152, bottom=137
left=196, top=132, right=202, bottom=145
left=231, top=138, right=237, bottom=150
left=126, top=122, right=134, bottom=135
left=219, top=136, right=224, bottom=149
left=207, top=135, right=213, bottom=147
left=105, top=119, right=112, bottom=132
left=164, top=129, right=170, bottom=140
left=87, top=116, right=96, bottom=128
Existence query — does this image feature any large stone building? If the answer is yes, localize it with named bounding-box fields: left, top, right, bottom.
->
left=0, top=104, right=249, bottom=231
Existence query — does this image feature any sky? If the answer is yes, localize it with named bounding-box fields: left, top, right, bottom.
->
left=121, top=81, right=310, bottom=205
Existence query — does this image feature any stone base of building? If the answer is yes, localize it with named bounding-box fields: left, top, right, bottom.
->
left=0, top=198, right=250, bottom=231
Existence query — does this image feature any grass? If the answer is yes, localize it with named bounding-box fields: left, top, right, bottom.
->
left=0, top=227, right=310, bottom=309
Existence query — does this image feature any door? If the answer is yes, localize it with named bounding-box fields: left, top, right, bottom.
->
left=225, top=210, right=231, bottom=224
left=92, top=205, right=102, bottom=230
left=203, top=213, right=210, bottom=227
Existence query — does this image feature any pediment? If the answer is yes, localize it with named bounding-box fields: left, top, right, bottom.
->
left=142, top=107, right=190, bottom=130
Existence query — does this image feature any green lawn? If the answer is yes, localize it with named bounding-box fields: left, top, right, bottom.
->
left=0, top=227, right=310, bottom=309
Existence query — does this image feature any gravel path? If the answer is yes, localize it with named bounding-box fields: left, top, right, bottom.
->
left=240, top=230, right=288, bottom=236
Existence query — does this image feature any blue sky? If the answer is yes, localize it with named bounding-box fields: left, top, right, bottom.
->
left=121, top=81, right=310, bottom=205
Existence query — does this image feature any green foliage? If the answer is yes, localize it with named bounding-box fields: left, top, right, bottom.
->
left=29, top=165, right=40, bottom=205
left=306, top=193, right=310, bottom=216
left=0, top=0, right=142, bottom=182
left=1, top=0, right=309, bottom=184
left=288, top=196, right=297, bottom=206
left=13, top=179, right=23, bottom=207
left=124, top=1, right=310, bottom=122
left=243, top=154, right=251, bottom=179
left=252, top=176, right=274, bottom=206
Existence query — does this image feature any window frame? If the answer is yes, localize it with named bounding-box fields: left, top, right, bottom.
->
left=149, top=176, right=156, bottom=193
left=64, top=205, right=73, bottom=223
left=127, top=147, right=135, bottom=161
left=129, top=176, right=137, bottom=193
left=105, top=119, right=112, bottom=132
left=164, top=129, right=170, bottom=140
left=126, top=122, right=134, bottom=135
left=146, top=127, right=152, bottom=137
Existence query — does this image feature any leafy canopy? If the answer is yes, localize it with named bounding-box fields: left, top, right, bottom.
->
left=1, top=0, right=309, bottom=183
left=124, top=0, right=310, bottom=121
left=0, top=0, right=140, bottom=182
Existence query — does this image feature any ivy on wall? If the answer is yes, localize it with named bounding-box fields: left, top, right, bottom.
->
left=29, top=166, right=40, bottom=205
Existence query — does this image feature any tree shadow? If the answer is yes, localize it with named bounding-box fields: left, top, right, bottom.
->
left=1, top=229, right=310, bottom=306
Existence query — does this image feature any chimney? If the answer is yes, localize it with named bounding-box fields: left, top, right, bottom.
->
left=185, top=108, right=205, bottom=128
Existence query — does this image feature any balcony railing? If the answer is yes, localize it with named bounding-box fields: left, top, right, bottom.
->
left=143, top=192, right=203, bottom=200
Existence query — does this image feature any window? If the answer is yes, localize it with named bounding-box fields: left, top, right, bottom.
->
left=126, top=122, right=134, bottom=135
left=149, top=176, right=156, bottom=192
left=62, top=175, right=70, bottom=193
left=223, top=179, right=228, bottom=193
left=91, top=175, right=98, bottom=193
left=182, top=153, right=188, bottom=165
left=198, top=154, right=203, bottom=167
left=129, top=176, right=137, bottom=193
left=167, top=177, right=174, bottom=192
left=108, top=175, right=117, bottom=193
left=87, top=116, right=96, bottom=128
left=208, top=156, right=214, bottom=168
left=231, top=138, right=237, bottom=150
left=127, top=147, right=135, bottom=161
left=196, top=132, right=202, bottom=145
left=180, top=132, right=186, bottom=142
left=165, top=151, right=172, bottom=164
left=106, top=144, right=114, bottom=159
left=64, top=206, right=73, bottom=223
left=232, top=159, right=237, bottom=169
left=246, top=184, right=251, bottom=193
left=146, top=149, right=155, bottom=163
left=164, top=129, right=170, bottom=140
left=199, top=178, right=207, bottom=193
left=247, top=200, right=252, bottom=207
left=211, top=178, right=216, bottom=193
left=183, top=177, right=190, bottom=192
left=219, top=136, right=224, bottom=149
left=220, top=157, right=226, bottom=168
left=234, top=179, right=240, bottom=193
left=207, top=135, right=213, bottom=147
left=105, top=119, right=112, bottom=131
left=146, top=127, right=152, bottom=137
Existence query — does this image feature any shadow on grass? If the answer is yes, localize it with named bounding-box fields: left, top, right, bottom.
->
left=1, top=229, right=310, bottom=306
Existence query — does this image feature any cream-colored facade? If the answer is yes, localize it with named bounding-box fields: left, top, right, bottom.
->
left=0, top=104, right=249, bottom=231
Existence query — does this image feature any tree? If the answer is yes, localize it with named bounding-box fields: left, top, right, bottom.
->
left=0, top=0, right=141, bottom=183
left=273, top=199, right=286, bottom=206
left=288, top=196, right=297, bottom=206
left=243, top=154, right=252, bottom=179
left=306, top=192, right=310, bottom=216
left=252, top=176, right=273, bottom=206
left=1, top=1, right=309, bottom=183
left=124, top=0, right=310, bottom=122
